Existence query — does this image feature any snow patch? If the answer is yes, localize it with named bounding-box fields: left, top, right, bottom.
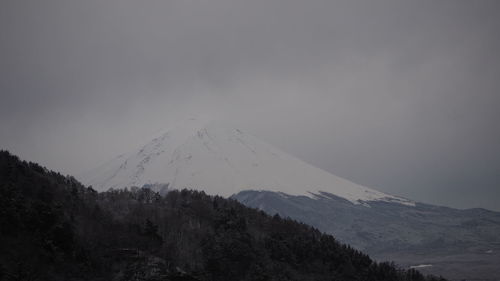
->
left=409, top=264, right=433, bottom=269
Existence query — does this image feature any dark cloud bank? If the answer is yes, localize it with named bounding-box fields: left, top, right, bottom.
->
left=1, top=0, right=499, bottom=210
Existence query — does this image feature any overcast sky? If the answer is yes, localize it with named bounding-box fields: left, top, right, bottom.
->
left=1, top=0, right=499, bottom=211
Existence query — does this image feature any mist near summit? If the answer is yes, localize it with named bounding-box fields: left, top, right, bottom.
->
left=1, top=0, right=500, bottom=211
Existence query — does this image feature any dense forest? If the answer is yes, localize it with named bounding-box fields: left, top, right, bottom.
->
left=0, top=151, right=446, bottom=281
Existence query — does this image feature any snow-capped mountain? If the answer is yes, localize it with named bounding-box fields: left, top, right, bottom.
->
left=80, top=118, right=413, bottom=206
left=79, top=118, right=500, bottom=280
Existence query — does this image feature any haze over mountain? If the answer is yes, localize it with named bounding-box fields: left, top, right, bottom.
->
left=2, top=0, right=499, bottom=212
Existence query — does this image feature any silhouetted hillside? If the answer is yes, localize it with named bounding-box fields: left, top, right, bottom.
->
left=0, top=151, right=446, bottom=281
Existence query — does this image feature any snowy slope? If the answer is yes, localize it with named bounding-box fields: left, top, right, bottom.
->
left=79, top=119, right=414, bottom=206
left=232, top=189, right=500, bottom=281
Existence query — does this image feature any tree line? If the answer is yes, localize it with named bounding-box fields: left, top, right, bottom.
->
left=0, top=150, right=447, bottom=281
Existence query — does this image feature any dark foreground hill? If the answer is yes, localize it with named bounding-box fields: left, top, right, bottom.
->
left=0, top=151, right=446, bottom=281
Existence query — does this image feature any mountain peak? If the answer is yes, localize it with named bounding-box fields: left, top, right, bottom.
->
left=80, top=121, right=414, bottom=207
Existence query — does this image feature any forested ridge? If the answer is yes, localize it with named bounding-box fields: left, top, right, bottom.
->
left=0, top=151, right=446, bottom=281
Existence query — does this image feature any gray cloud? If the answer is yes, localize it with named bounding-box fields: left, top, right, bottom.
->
left=1, top=0, right=499, bottom=210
